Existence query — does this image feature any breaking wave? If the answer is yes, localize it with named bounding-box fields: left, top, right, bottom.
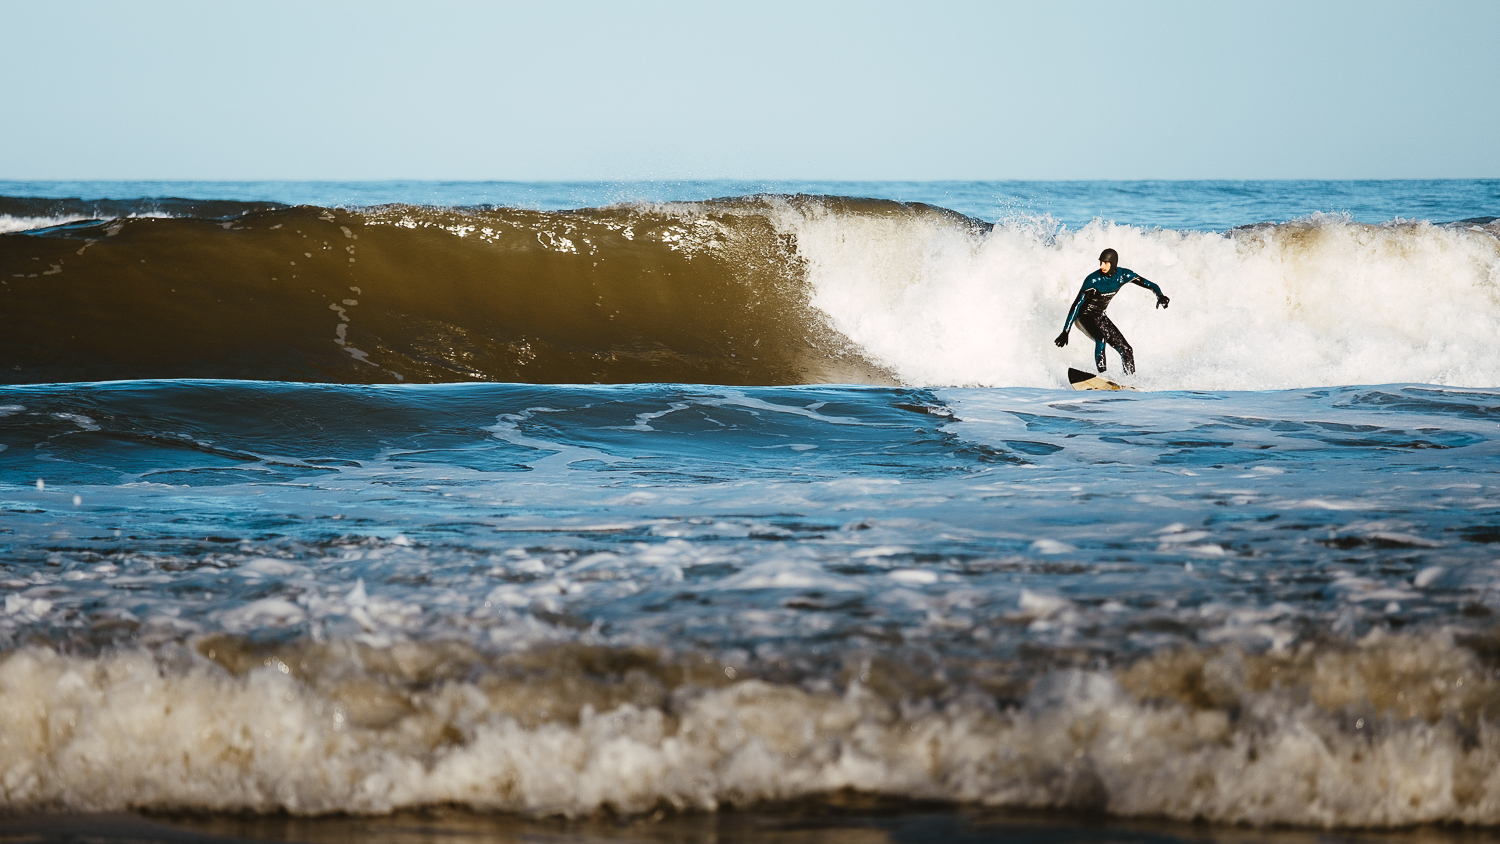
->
left=0, top=198, right=891, bottom=386
left=6, top=630, right=1500, bottom=827
left=1, top=194, right=1497, bottom=389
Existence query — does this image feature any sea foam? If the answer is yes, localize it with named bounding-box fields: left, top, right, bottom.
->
left=780, top=205, right=1500, bottom=390
left=3, top=630, right=1499, bottom=826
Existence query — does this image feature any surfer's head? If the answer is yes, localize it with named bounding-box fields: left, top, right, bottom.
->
left=1098, top=248, right=1118, bottom=274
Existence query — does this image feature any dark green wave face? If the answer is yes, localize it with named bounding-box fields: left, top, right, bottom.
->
left=0, top=197, right=916, bottom=386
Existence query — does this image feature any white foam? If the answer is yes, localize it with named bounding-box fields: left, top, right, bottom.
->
left=4, top=630, right=1499, bottom=826
left=0, top=215, right=91, bottom=234
left=51, top=413, right=99, bottom=431
left=0, top=212, right=174, bottom=235
left=772, top=205, right=1500, bottom=390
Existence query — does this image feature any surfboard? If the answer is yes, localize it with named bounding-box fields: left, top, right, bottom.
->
left=1068, top=367, right=1136, bottom=391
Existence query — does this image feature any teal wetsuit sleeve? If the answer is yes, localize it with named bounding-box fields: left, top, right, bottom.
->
left=1123, top=269, right=1164, bottom=297
left=1062, top=285, right=1087, bottom=331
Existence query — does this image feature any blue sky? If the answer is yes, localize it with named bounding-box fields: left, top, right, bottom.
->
left=4, top=0, right=1496, bottom=180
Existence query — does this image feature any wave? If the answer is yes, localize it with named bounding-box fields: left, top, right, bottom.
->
left=1, top=195, right=1497, bottom=389
left=3, top=629, right=1499, bottom=827
left=794, top=210, right=1500, bottom=391
left=0, top=197, right=893, bottom=386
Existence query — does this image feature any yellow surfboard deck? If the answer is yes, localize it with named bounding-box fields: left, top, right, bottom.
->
left=1067, top=367, right=1137, bottom=391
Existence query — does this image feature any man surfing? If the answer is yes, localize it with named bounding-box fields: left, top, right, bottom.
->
left=1054, top=248, right=1169, bottom=376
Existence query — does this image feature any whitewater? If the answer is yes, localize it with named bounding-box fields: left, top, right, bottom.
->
left=791, top=210, right=1500, bottom=390
left=2, top=180, right=1499, bottom=840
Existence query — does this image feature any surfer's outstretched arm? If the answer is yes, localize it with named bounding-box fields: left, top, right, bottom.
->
left=1055, top=286, right=1087, bottom=347
left=1124, top=270, right=1170, bottom=308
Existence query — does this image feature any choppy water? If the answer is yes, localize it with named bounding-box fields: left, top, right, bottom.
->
left=1, top=181, right=1499, bottom=830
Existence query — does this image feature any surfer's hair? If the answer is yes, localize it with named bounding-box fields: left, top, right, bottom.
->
left=1099, top=248, right=1118, bottom=266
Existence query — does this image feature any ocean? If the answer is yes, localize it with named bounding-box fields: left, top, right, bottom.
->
left=1, top=179, right=1499, bottom=843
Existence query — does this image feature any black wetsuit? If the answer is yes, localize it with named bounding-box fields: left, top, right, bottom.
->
left=1060, top=267, right=1165, bottom=375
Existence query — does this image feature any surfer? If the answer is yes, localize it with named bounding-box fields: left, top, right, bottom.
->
left=1054, top=248, right=1169, bottom=375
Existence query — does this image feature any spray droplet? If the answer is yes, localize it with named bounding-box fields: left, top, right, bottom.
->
left=35, top=479, right=44, bottom=491
left=72, top=495, right=82, bottom=507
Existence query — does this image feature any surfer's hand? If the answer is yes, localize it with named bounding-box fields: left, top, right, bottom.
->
left=1156, top=294, right=1170, bottom=309
left=1054, top=331, right=1069, bottom=347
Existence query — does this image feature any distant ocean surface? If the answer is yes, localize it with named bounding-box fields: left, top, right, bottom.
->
left=2, top=180, right=1500, bottom=840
